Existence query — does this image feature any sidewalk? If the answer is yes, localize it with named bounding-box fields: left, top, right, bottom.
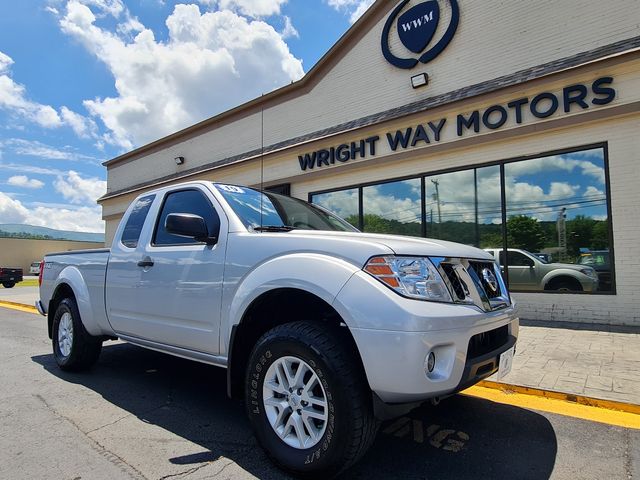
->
left=491, top=320, right=640, bottom=405
left=1, top=287, right=638, bottom=405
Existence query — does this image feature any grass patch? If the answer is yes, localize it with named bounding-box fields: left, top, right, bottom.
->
left=17, top=279, right=39, bottom=287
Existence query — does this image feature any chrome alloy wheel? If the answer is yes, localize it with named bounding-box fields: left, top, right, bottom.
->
left=58, top=312, right=74, bottom=357
left=262, top=356, right=328, bottom=450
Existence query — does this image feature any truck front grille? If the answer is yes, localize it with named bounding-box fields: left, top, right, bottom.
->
left=468, top=325, right=509, bottom=359
left=441, top=263, right=467, bottom=301
left=468, top=261, right=502, bottom=299
left=436, top=258, right=510, bottom=312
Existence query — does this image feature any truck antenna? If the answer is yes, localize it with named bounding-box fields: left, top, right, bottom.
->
left=260, top=95, right=264, bottom=231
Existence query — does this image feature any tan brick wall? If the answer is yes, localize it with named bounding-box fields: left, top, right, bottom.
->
left=0, top=238, right=105, bottom=274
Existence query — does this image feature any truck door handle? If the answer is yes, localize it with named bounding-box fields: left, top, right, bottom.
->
left=137, top=257, right=154, bottom=268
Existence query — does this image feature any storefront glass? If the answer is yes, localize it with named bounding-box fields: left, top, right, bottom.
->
left=310, top=144, right=613, bottom=294
left=362, top=179, right=421, bottom=236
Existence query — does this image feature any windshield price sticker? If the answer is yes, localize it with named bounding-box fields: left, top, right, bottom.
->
left=218, top=184, right=245, bottom=194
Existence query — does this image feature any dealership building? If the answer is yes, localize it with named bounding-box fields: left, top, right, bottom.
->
left=99, top=0, right=640, bottom=326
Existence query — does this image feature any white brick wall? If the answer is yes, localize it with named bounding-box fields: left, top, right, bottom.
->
left=106, top=0, right=640, bottom=192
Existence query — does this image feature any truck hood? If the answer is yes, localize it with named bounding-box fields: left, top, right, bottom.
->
left=283, top=230, right=493, bottom=261
left=545, top=262, right=592, bottom=272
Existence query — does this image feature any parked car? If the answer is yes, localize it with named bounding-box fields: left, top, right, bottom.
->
left=578, top=250, right=612, bottom=292
left=484, top=248, right=598, bottom=292
left=38, top=182, right=518, bottom=477
left=29, top=261, right=42, bottom=275
left=0, top=267, right=23, bottom=288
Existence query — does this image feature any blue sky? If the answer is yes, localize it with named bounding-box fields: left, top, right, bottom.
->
left=0, top=0, right=372, bottom=232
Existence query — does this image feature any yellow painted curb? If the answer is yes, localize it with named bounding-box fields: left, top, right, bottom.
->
left=0, top=300, right=38, bottom=314
left=464, top=384, right=640, bottom=430
left=477, top=379, right=640, bottom=415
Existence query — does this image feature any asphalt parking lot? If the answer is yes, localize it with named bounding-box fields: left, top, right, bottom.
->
left=1, top=307, right=638, bottom=480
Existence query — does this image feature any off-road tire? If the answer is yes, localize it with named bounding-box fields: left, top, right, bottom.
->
left=52, top=298, right=102, bottom=371
left=246, top=321, right=378, bottom=478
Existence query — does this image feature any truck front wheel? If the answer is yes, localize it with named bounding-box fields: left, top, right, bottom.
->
left=52, top=298, right=102, bottom=371
left=2, top=282, right=15, bottom=288
left=245, top=321, right=378, bottom=478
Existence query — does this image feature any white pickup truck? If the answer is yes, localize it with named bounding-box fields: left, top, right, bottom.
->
left=38, top=181, right=518, bottom=477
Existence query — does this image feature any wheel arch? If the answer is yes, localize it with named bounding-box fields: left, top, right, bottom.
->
left=543, top=272, right=583, bottom=291
left=47, top=282, right=77, bottom=339
left=47, top=266, right=102, bottom=338
left=226, top=287, right=368, bottom=400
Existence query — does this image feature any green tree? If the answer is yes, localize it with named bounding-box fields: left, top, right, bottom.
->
left=507, top=215, right=546, bottom=252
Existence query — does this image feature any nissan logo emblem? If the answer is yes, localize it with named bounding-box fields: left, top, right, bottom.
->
left=482, top=268, right=499, bottom=293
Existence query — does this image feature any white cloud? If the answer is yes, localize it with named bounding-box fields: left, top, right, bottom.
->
left=199, top=0, right=288, bottom=17
left=58, top=1, right=304, bottom=149
left=60, top=106, right=99, bottom=139
left=0, top=163, right=65, bottom=176
left=327, top=0, right=374, bottom=23
left=0, top=50, right=99, bottom=137
left=0, top=191, right=104, bottom=232
left=1, top=139, right=100, bottom=162
left=281, top=15, right=298, bottom=39
left=53, top=170, right=106, bottom=205
left=7, top=175, right=45, bottom=189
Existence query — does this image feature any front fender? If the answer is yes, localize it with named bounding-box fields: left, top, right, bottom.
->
left=223, top=253, right=360, bottom=352
left=541, top=268, right=582, bottom=288
left=52, top=266, right=101, bottom=337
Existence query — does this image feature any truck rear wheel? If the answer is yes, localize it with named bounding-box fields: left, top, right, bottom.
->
left=2, top=282, right=15, bottom=288
left=52, top=298, right=102, bottom=371
left=245, top=321, right=378, bottom=478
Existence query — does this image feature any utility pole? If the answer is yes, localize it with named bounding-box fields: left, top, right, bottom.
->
left=557, top=207, right=567, bottom=262
left=431, top=179, right=442, bottom=237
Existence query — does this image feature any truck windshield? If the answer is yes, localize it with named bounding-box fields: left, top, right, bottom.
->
left=214, top=184, right=357, bottom=232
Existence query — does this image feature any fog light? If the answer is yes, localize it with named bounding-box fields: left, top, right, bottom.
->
left=426, top=352, right=436, bottom=373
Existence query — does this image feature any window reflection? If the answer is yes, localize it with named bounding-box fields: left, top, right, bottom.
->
left=504, top=148, right=610, bottom=292
left=311, top=188, right=359, bottom=229
left=362, top=179, right=421, bottom=236
left=310, top=146, right=613, bottom=294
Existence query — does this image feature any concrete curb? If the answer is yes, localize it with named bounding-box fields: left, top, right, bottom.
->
left=478, top=379, right=640, bottom=415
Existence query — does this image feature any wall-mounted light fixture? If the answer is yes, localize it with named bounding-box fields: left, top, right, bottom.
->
left=174, top=156, right=185, bottom=165
left=410, top=73, right=428, bottom=89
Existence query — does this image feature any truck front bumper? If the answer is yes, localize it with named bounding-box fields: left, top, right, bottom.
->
left=335, top=271, right=519, bottom=404
left=350, top=314, right=517, bottom=404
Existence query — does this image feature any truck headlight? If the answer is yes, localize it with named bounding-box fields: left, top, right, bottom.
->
left=364, top=256, right=453, bottom=302
left=580, top=268, right=598, bottom=279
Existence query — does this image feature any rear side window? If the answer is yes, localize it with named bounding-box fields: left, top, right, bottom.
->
left=153, top=189, right=220, bottom=246
left=121, top=195, right=155, bottom=248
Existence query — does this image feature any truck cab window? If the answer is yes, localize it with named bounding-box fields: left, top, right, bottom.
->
left=153, top=189, right=220, bottom=246
left=121, top=195, right=155, bottom=248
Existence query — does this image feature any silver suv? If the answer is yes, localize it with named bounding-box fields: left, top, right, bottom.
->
left=484, top=248, right=598, bottom=292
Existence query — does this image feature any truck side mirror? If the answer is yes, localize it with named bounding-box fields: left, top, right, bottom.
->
left=165, top=213, right=217, bottom=245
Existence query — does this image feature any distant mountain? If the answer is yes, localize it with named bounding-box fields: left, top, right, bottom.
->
left=0, top=224, right=104, bottom=243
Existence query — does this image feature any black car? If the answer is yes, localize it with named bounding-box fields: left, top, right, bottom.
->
left=0, top=267, right=23, bottom=288
left=578, top=251, right=611, bottom=292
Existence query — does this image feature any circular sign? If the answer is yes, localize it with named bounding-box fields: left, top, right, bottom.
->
left=381, top=0, right=460, bottom=70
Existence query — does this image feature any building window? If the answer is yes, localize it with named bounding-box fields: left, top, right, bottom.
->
left=311, top=188, right=360, bottom=229
left=310, top=143, right=614, bottom=294
left=504, top=147, right=611, bottom=293
left=363, top=179, right=421, bottom=236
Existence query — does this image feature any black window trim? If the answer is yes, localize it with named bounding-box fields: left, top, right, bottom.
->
left=150, top=187, right=220, bottom=248
left=308, top=142, right=616, bottom=295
